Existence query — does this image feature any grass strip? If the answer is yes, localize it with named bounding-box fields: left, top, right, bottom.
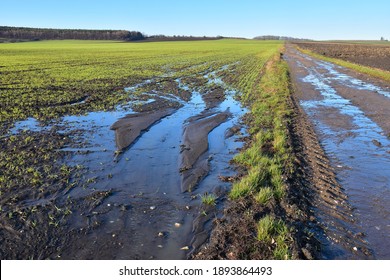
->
left=231, top=52, right=292, bottom=203
left=227, top=51, right=294, bottom=259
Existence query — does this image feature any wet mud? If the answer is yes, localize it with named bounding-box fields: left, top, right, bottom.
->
left=2, top=66, right=247, bottom=259
left=111, top=108, right=175, bottom=151
left=285, top=45, right=390, bottom=259
left=180, top=110, right=231, bottom=192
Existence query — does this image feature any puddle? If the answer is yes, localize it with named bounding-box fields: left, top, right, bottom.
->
left=9, top=66, right=247, bottom=259
left=10, top=117, right=52, bottom=134
left=294, top=50, right=390, bottom=259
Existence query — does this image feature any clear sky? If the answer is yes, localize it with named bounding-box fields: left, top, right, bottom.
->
left=1, top=0, right=389, bottom=40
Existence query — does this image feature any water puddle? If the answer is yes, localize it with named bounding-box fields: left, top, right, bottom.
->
left=9, top=66, right=247, bottom=259
left=294, top=50, right=390, bottom=259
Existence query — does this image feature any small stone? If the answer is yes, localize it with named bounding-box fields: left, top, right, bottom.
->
left=180, top=246, right=189, bottom=250
left=158, top=232, right=164, bottom=237
left=157, top=245, right=163, bottom=248
left=302, top=248, right=313, bottom=260
left=112, top=234, right=116, bottom=238
left=372, top=139, right=382, bottom=147
left=150, top=206, right=156, bottom=210
left=107, top=203, right=111, bottom=207
left=185, top=206, right=190, bottom=210
left=353, top=247, right=358, bottom=251
left=174, top=222, right=181, bottom=228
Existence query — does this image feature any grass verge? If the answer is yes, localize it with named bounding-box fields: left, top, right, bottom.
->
left=297, top=47, right=390, bottom=82
left=224, top=50, right=295, bottom=259
left=231, top=51, right=292, bottom=205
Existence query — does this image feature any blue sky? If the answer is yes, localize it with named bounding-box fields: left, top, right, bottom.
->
left=1, top=0, right=389, bottom=40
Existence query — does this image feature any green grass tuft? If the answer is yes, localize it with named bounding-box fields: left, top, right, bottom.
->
left=201, top=193, right=217, bottom=206
left=255, top=187, right=274, bottom=205
left=256, top=215, right=290, bottom=259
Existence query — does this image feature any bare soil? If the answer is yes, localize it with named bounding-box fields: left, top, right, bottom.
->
left=296, top=42, right=390, bottom=71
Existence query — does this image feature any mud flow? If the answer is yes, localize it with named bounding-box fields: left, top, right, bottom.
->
left=10, top=67, right=247, bottom=259
left=286, top=46, right=390, bottom=259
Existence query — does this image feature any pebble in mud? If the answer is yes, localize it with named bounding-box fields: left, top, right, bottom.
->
left=372, top=139, right=382, bottom=147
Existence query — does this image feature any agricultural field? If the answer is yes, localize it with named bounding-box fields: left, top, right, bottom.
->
left=1, top=38, right=389, bottom=260
left=1, top=39, right=310, bottom=259
left=296, top=42, right=390, bottom=72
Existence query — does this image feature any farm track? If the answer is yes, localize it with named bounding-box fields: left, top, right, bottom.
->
left=285, top=44, right=390, bottom=259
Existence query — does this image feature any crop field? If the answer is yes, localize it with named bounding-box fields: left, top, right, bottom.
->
left=296, top=42, right=390, bottom=72
left=1, top=39, right=302, bottom=259
left=0, top=40, right=279, bottom=124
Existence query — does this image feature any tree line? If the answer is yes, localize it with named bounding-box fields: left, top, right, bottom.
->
left=254, top=35, right=311, bottom=41
left=0, top=26, right=145, bottom=41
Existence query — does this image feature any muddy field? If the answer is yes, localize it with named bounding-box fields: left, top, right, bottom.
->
left=296, top=42, right=390, bottom=71
left=0, top=64, right=249, bottom=260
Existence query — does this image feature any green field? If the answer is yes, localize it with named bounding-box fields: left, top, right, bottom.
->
left=0, top=39, right=281, bottom=125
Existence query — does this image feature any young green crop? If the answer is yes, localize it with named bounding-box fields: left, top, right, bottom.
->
left=0, top=39, right=282, bottom=126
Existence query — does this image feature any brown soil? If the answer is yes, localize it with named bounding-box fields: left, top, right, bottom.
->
left=296, top=42, right=390, bottom=71
left=202, top=87, right=226, bottom=108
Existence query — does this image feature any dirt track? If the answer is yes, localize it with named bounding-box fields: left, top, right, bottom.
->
left=285, top=44, right=390, bottom=259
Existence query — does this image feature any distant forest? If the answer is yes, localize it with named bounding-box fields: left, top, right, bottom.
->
left=0, top=26, right=145, bottom=41
left=0, top=26, right=226, bottom=42
left=0, top=26, right=310, bottom=43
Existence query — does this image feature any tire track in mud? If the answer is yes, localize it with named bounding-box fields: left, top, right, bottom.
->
left=285, top=45, right=390, bottom=259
